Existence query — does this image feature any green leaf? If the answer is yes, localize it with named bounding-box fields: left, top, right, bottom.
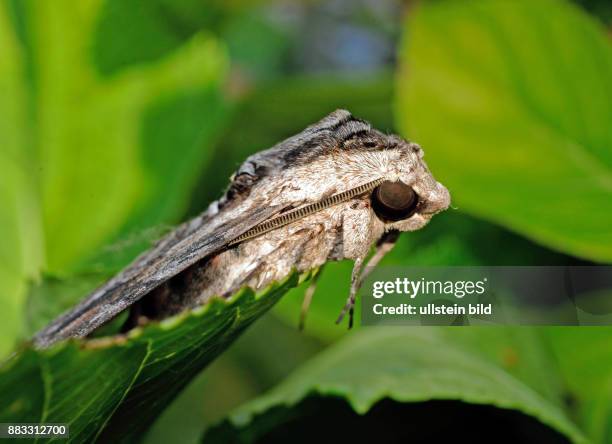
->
left=396, top=0, right=612, bottom=262
left=0, top=0, right=228, bottom=356
left=0, top=1, right=44, bottom=356
left=545, top=327, right=612, bottom=443
left=144, top=313, right=325, bottom=444
left=0, top=272, right=304, bottom=443
left=205, top=328, right=588, bottom=443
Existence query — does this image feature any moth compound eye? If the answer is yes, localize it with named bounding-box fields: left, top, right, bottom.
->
left=371, top=181, right=419, bottom=221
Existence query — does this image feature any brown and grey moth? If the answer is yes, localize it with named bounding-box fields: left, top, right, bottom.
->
left=34, top=110, right=450, bottom=348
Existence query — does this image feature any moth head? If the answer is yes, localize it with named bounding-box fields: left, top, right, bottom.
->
left=370, top=137, right=450, bottom=232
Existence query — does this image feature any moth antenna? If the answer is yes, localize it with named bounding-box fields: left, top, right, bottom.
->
left=229, top=178, right=385, bottom=246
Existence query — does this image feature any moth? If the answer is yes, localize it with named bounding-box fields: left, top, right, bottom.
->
left=34, top=110, right=450, bottom=348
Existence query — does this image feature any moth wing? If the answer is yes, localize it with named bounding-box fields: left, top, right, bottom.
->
left=33, top=204, right=284, bottom=347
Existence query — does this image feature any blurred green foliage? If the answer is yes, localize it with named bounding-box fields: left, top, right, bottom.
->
left=397, top=0, right=612, bottom=262
left=0, top=0, right=611, bottom=442
left=0, top=0, right=228, bottom=355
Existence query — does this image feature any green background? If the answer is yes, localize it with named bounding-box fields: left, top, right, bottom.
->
left=0, top=0, right=611, bottom=442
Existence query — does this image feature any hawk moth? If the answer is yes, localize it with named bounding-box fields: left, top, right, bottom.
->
left=34, top=110, right=450, bottom=348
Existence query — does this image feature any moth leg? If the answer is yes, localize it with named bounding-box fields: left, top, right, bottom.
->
left=335, top=231, right=400, bottom=329
left=336, top=256, right=364, bottom=328
left=358, top=230, right=400, bottom=285
left=299, top=266, right=325, bottom=330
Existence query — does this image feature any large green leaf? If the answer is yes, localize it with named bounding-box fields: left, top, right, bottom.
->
left=0, top=272, right=305, bottom=443
left=545, top=327, right=612, bottom=443
left=204, top=328, right=587, bottom=443
left=396, top=0, right=612, bottom=262
left=0, top=0, right=228, bottom=356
